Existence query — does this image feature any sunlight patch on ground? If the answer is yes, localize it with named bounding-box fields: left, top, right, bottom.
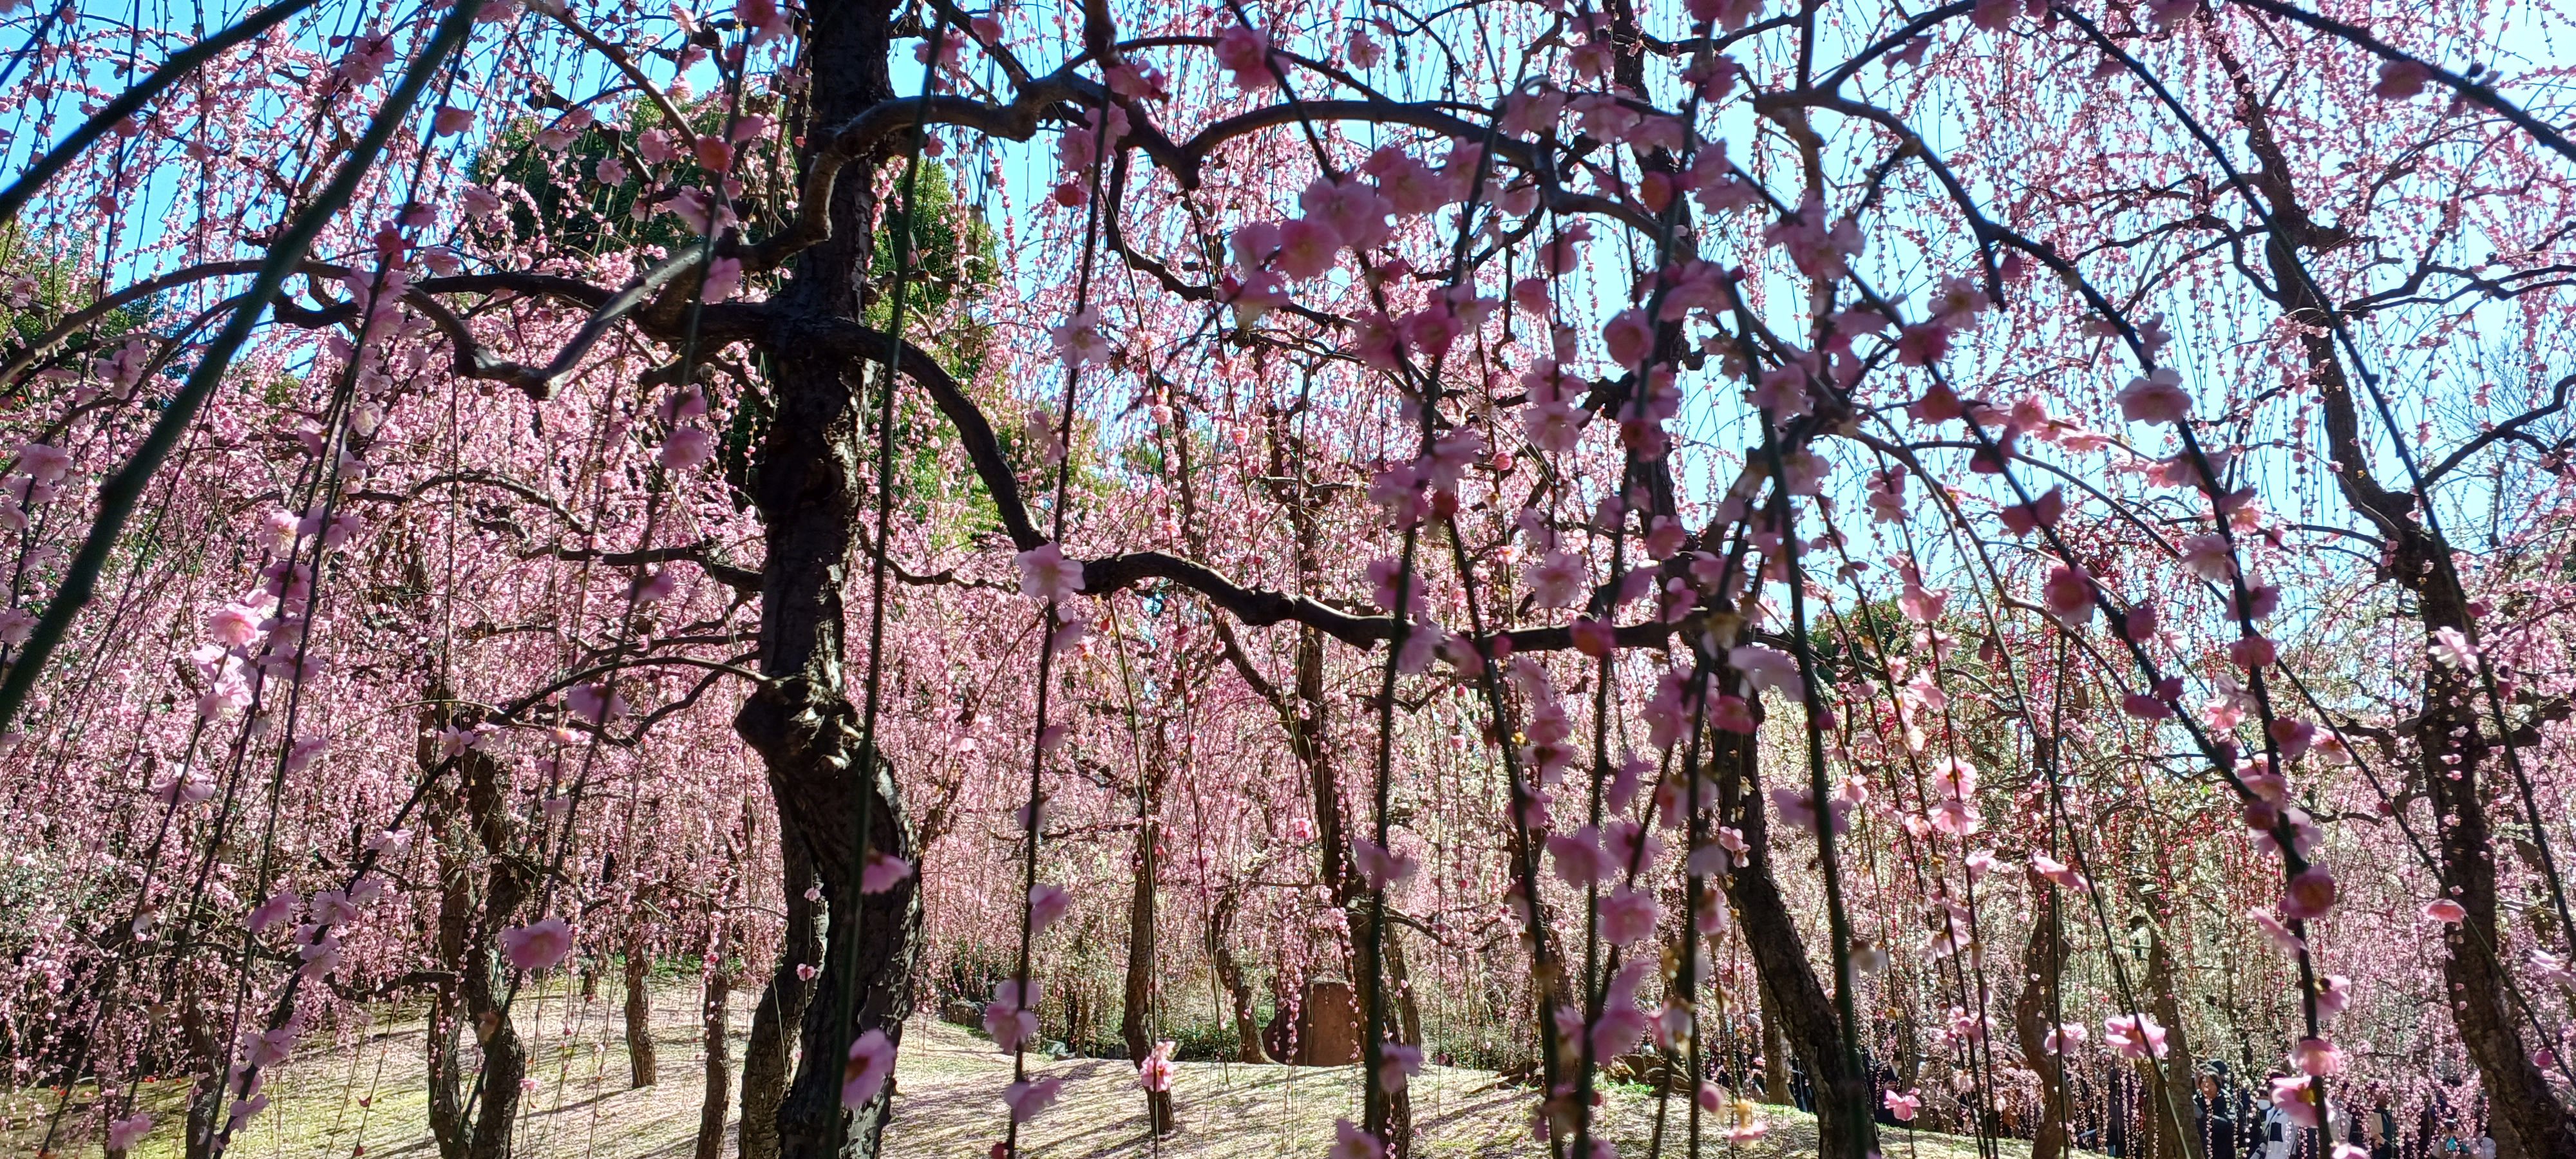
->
left=5, top=988, right=2016, bottom=1159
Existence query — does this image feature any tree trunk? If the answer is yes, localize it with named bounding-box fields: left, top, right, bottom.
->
left=739, top=726, right=919, bottom=1159
left=1759, top=976, right=1791, bottom=1106
left=1122, top=814, right=1176, bottom=1135
left=2012, top=880, right=2070, bottom=1159
left=420, top=710, right=530, bottom=1159
left=458, top=744, right=531, bottom=1159
left=734, top=2, right=920, bottom=1156
left=2427, top=692, right=2576, bottom=1159
left=427, top=983, right=469, bottom=1159
left=1205, top=887, right=1273, bottom=1064
left=739, top=843, right=822, bottom=1159
left=180, top=999, right=223, bottom=1159
left=1714, top=728, right=1879, bottom=1159
left=1276, top=621, right=1417, bottom=1153
left=2213, top=39, right=2576, bottom=1159
left=1385, top=931, right=1424, bottom=1051
left=699, top=954, right=735, bottom=1159
left=2138, top=928, right=2202, bottom=1159
left=425, top=762, right=475, bottom=1159
left=1346, top=900, right=1415, bottom=1155
left=2404, top=595, right=2576, bottom=1159
left=629, top=936, right=659, bottom=1088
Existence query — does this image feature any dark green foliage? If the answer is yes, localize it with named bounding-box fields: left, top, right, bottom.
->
left=0, top=227, right=166, bottom=379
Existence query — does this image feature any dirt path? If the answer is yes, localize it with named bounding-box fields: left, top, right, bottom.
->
left=5, top=983, right=2018, bottom=1159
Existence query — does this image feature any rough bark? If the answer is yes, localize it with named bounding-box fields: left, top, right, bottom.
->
left=732, top=1, right=921, bottom=1156
left=2137, top=928, right=2202, bottom=1159
left=1346, top=900, right=1415, bottom=1154
left=419, top=709, right=529, bottom=1159
left=737, top=726, right=918, bottom=1159
left=1204, top=885, right=1274, bottom=1063
left=628, top=937, right=660, bottom=1088
left=2012, top=881, right=2070, bottom=1159
left=739, top=842, right=822, bottom=1159
left=180, top=1000, right=223, bottom=1159
left=698, top=955, right=735, bottom=1159
left=1712, top=728, right=1879, bottom=1159
left=1121, top=811, right=1176, bottom=1135
left=2208, top=37, right=2576, bottom=1159
left=427, top=931, right=469, bottom=1158
left=1758, top=977, right=1791, bottom=1105
left=1385, top=931, right=1424, bottom=1053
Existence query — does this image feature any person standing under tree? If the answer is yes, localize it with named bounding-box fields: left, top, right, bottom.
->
left=2362, top=1086, right=2397, bottom=1159
left=2197, top=1068, right=2239, bottom=1159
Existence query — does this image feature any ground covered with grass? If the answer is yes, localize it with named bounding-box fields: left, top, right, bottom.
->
left=5, top=984, right=2019, bottom=1159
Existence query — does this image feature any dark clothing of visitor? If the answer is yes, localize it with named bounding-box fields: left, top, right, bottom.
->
left=2197, top=1093, right=2239, bottom=1159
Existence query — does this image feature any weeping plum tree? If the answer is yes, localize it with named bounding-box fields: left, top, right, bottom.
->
left=4, top=0, right=2576, bottom=1158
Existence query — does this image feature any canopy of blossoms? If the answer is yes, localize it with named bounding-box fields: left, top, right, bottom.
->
left=1, top=0, right=2573, bottom=1156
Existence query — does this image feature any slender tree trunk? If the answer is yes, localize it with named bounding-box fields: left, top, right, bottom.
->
left=465, top=1018, right=529, bottom=1159
left=1298, top=628, right=1419, bottom=1154
left=2013, top=881, right=2070, bottom=1159
left=1205, top=888, right=1274, bottom=1064
left=1385, top=932, right=1423, bottom=1051
left=184, top=1080, right=225, bottom=1159
left=1714, top=728, right=1880, bottom=1159
left=1122, top=813, right=1175, bottom=1135
left=2138, top=930, right=2202, bottom=1159
left=180, top=999, right=223, bottom=1159
left=458, top=742, right=531, bottom=1159
left=739, top=843, right=822, bottom=1159
left=426, top=1003, right=469, bottom=1158
left=2211, top=40, right=2576, bottom=1159
left=418, top=705, right=529, bottom=1159
left=699, top=952, right=735, bottom=1159
left=424, top=726, right=475, bottom=1159
left=1345, top=901, right=1415, bottom=1154
left=629, top=936, right=659, bottom=1088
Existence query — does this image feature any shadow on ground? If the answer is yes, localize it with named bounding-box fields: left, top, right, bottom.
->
left=4, top=985, right=2018, bottom=1159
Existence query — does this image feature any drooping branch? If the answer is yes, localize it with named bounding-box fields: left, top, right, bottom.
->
left=2425, top=372, right=2576, bottom=485
left=0, top=0, right=489, bottom=737
left=2228, top=0, right=2576, bottom=168
left=800, top=314, right=1694, bottom=656
left=0, top=0, right=322, bottom=229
